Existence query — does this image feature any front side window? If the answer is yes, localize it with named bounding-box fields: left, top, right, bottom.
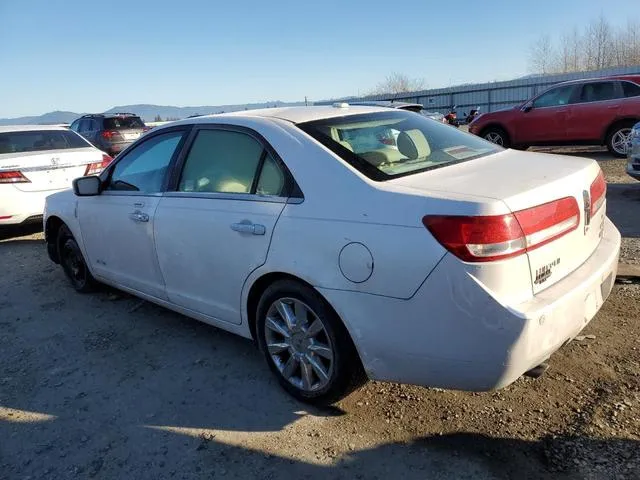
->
left=298, top=110, right=500, bottom=180
left=533, top=85, right=577, bottom=108
left=0, top=130, right=91, bottom=154
left=579, top=82, right=620, bottom=103
left=105, top=131, right=184, bottom=193
left=178, top=129, right=286, bottom=196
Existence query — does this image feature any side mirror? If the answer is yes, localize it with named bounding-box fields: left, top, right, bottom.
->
left=73, top=175, right=102, bottom=196
left=523, top=104, right=533, bottom=113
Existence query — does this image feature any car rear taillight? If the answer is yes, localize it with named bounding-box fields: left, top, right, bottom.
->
left=84, top=154, right=113, bottom=176
left=0, top=171, right=30, bottom=183
left=590, top=170, right=606, bottom=216
left=101, top=130, right=122, bottom=140
left=423, top=197, right=580, bottom=262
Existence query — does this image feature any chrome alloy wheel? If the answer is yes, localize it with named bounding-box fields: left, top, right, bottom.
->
left=264, top=298, right=334, bottom=392
left=484, top=131, right=504, bottom=145
left=611, top=128, right=632, bottom=156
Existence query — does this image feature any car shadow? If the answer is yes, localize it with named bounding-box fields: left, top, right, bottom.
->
left=0, top=223, right=43, bottom=241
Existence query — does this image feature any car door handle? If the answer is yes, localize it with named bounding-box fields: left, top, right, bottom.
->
left=231, top=222, right=266, bottom=235
left=129, top=211, right=149, bottom=223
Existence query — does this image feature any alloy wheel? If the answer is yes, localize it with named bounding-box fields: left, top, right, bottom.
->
left=264, top=298, right=334, bottom=392
left=611, top=128, right=632, bottom=156
left=484, top=132, right=504, bottom=146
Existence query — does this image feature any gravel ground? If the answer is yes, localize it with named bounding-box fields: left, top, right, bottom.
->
left=1, top=152, right=639, bottom=480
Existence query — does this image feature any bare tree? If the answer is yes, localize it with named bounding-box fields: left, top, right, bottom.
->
left=528, top=15, right=640, bottom=75
left=586, top=14, right=614, bottom=70
left=371, top=73, right=426, bottom=95
left=528, top=34, right=555, bottom=74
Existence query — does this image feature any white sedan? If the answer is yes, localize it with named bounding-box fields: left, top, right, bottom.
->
left=43, top=105, right=621, bottom=405
left=0, top=125, right=111, bottom=225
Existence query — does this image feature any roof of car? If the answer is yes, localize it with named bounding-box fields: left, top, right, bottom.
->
left=556, top=74, right=640, bottom=87
left=348, top=101, right=424, bottom=109
left=79, top=113, right=139, bottom=119
left=0, top=124, right=69, bottom=133
left=185, top=105, right=394, bottom=125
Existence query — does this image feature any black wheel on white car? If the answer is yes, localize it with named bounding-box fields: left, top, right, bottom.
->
left=57, top=224, right=96, bottom=293
left=256, top=279, right=365, bottom=405
left=482, top=127, right=510, bottom=148
left=606, top=121, right=635, bottom=158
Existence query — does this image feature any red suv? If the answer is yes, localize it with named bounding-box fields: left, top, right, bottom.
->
left=468, top=75, right=640, bottom=157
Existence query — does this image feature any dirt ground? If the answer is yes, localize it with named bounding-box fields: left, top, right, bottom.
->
left=1, top=150, right=639, bottom=480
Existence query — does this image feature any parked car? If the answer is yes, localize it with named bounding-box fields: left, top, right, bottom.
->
left=70, top=113, right=148, bottom=157
left=349, top=101, right=445, bottom=122
left=0, top=125, right=111, bottom=225
left=628, top=121, right=640, bottom=180
left=44, top=106, right=620, bottom=405
left=468, top=75, right=640, bottom=157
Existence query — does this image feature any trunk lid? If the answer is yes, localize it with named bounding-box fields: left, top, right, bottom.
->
left=390, top=149, right=605, bottom=293
left=0, top=147, right=103, bottom=192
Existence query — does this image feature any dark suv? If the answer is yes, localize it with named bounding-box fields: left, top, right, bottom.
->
left=70, top=113, right=148, bottom=156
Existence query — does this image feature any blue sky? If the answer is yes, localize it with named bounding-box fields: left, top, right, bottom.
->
left=0, top=0, right=638, bottom=117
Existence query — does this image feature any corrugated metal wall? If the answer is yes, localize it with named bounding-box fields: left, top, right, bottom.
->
left=316, top=65, right=640, bottom=115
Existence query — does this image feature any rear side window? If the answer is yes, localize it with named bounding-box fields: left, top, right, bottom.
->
left=103, top=116, right=145, bottom=130
left=622, top=81, right=640, bottom=98
left=579, top=82, right=621, bottom=103
left=0, top=130, right=90, bottom=154
left=178, top=129, right=285, bottom=196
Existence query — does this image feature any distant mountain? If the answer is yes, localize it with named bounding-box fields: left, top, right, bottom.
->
left=0, top=110, right=85, bottom=126
left=0, top=101, right=306, bottom=126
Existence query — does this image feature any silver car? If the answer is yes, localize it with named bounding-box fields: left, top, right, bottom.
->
left=628, top=122, right=640, bottom=181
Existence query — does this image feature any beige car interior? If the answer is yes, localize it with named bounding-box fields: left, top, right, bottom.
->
left=178, top=130, right=284, bottom=196
left=331, top=126, right=432, bottom=166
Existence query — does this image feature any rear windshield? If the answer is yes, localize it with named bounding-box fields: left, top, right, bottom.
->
left=0, top=130, right=90, bottom=154
left=298, top=111, right=501, bottom=180
left=103, top=116, right=145, bottom=130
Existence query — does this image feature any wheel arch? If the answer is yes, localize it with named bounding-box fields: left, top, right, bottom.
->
left=602, top=117, right=639, bottom=144
left=478, top=123, right=511, bottom=143
left=244, top=271, right=365, bottom=369
left=44, top=215, right=65, bottom=263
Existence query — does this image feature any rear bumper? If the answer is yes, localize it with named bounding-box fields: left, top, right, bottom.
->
left=320, top=217, right=621, bottom=391
left=0, top=187, right=65, bottom=225
left=103, top=141, right=133, bottom=155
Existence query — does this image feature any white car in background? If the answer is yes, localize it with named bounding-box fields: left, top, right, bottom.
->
left=0, top=125, right=111, bottom=225
left=43, top=106, right=620, bottom=405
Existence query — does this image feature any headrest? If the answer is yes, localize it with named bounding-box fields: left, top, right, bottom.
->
left=397, top=129, right=431, bottom=160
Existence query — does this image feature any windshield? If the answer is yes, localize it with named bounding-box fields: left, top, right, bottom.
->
left=0, top=129, right=91, bottom=154
left=104, top=116, right=145, bottom=130
left=298, top=111, right=501, bottom=180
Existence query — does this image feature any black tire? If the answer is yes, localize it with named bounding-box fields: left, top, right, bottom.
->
left=482, top=127, right=510, bottom=148
left=57, top=224, right=97, bottom=293
left=513, top=144, right=529, bottom=151
left=256, top=279, right=366, bottom=405
left=606, top=121, right=635, bottom=158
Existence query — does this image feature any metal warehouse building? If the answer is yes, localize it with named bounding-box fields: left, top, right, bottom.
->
left=317, top=65, right=640, bottom=115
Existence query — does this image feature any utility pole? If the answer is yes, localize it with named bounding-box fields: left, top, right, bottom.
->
left=304, top=96, right=308, bottom=106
